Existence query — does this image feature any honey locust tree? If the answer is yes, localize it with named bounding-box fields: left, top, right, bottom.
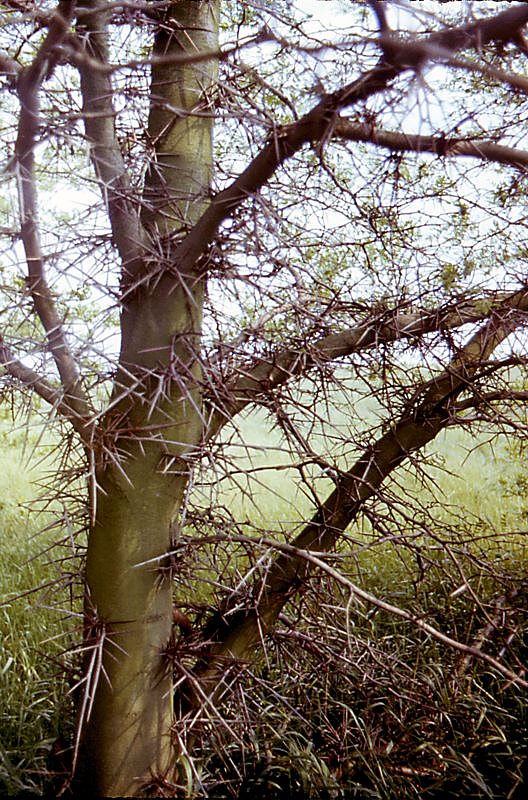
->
left=2, top=0, right=528, bottom=796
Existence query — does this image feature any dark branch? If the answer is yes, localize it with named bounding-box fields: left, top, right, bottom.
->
left=454, top=389, right=528, bottom=412
left=14, top=0, right=91, bottom=422
left=0, top=337, right=92, bottom=444
left=333, top=121, right=528, bottom=171
left=162, top=3, right=528, bottom=284
left=0, top=52, right=21, bottom=80
left=205, top=288, right=528, bottom=440
left=192, top=293, right=528, bottom=693
left=187, top=533, right=528, bottom=690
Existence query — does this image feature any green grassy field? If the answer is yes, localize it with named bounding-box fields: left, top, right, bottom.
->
left=191, top=405, right=528, bottom=797
left=213, top=401, right=528, bottom=546
left=0, top=401, right=526, bottom=797
left=0, top=417, right=77, bottom=796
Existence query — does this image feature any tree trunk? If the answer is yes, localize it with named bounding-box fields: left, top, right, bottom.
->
left=81, top=452, right=185, bottom=796
left=80, top=2, right=218, bottom=795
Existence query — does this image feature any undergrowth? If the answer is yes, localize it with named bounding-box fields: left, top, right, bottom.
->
left=195, top=567, right=527, bottom=799
left=1, top=410, right=527, bottom=798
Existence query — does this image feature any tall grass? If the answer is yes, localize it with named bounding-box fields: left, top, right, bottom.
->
left=0, top=417, right=75, bottom=797
left=0, top=398, right=527, bottom=797
left=183, top=407, right=528, bottom=798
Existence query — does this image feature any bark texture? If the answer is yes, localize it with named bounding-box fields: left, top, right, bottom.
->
left=80, top=2, right=219, bottom=795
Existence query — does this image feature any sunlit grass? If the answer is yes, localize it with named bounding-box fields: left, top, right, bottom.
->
left=0, top=418, right=75, bottom=796
left=1, top=397, right=527, bottom=797
left=213, top=403, right=528, bottom=540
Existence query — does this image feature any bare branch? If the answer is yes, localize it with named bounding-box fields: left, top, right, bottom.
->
left=75, top=0, right=146, bottom=276
left=287, top=543, right=527, bottom=688
left=189, top=533, right=528, bottom=690
left=0, top=336, right=64, bottom=408
left=195, top=295, right=528, bottom=682
left=453, top=389, right=528, bottom=412
left=206, top=288, right=528, bottom=439
left=368, top=0, right=395, bottom=66
left=334, top=121, right=528, bottom=171
left=0, top=52, right=21, bottom=80
left=61, top=30, right=268, bottom=75
left=0, top=336, right=93, bottom=444
left=436, top=49, right=528, bottom=96
left=369, top=0, right=390, bottom=39
left=14, top=0, right=91, bottom=421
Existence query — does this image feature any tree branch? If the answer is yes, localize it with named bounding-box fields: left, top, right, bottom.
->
left=162, top=3, right=528, bottom=284
left=186, top=533, right=527, bottom=691
left=286, top=543, right=527, bottom=688
left=0, top=337, right=92, bottom=444
left=0, top=0, right=49, bottom=20
left=205, top=288, right=528, bottom=440
left=75, top=0, right=146, bottom=277
left=62, top=30, right=267, bottom=75
left=14, top=0, right=91, bottom=421
left=453, top=389, right=528, bottom=412
left=193, top=293, right=528, bottom=692
left=439, top=49, right=528, bottom=97
left=333, top=121, right=528, bottom=171
left=0, top=52, right=21, bottom=81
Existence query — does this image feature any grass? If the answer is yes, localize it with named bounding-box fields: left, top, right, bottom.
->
left=188, top=403, right=528, bottom=798
left=0, top=416, right=76, bottom=797
left=0, top=393, right=527, bottom=797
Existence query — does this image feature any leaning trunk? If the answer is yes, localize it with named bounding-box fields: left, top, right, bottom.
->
left=80, top=2, right=218, bottom=795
